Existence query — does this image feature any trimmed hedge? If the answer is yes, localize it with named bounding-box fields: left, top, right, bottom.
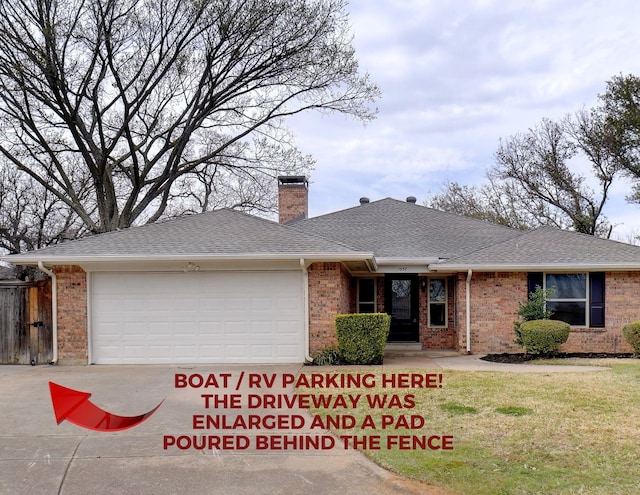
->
left=519, top=319, right=570, bottom=356
left=335, top=313, right=391, bottom=365
left=622, top=321, right=640, bottom=354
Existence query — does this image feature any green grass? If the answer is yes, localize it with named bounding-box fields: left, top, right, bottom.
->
left=440, top=402, right=478, bottom=415
left=299, top=360, right=640, bottom=495
left=495, top=406, right=533, bottom=416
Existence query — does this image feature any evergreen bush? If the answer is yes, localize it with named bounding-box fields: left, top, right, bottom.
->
left=622, top=321, right=640, bottom=355
left=335, top=313, right=391, bottom=365
left=519, top=319, right=570, bottom=355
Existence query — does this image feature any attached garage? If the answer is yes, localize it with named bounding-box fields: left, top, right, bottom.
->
left=5, top=207, right=371, bottom=365
left=89, top=271, right=305, bottom=364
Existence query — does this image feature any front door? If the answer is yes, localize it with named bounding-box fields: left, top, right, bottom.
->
left=385, top=275, right=419, bottom=342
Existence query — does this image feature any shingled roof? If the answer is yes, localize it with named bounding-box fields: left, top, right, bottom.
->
left=288, top=198, right=524, bottom=260
left=5, top=197, right=640, bottom=270
left=7, top=209, right=369, bottom=264
left=289, top=198, right=640, bottom=269
left=435, top=226, right=640, bottom=270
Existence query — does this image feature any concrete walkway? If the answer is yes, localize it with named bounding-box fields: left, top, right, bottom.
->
left=432, top=354, right=609, bottom=372
left=382, top=352, right=610, bottom=372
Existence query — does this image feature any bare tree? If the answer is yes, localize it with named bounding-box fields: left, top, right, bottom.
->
left=0, top=163, right=86, bottom=254
left=429, top=113, right=617, bottom=237
left=612, top=228, right=640, bottom=246
left=427, top=177, right=562, bottom=231
left=0, top=0, right=378, bottom=235
left=599, top=73, right=640, bottom=202
left=492, top=115, right=615, bottom=237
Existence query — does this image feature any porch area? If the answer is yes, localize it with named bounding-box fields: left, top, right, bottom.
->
left=307, top=262, right=462, bottom=355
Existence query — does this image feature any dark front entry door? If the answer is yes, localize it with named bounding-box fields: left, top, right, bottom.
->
left=385, top=275, right=419, bottom=342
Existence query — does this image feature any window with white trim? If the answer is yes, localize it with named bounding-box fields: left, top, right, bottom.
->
left=357, top=278, right=376, bottom=313
left=429, top=278, right=447, bottom=327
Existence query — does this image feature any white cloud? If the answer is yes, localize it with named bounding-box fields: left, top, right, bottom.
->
left=289, top=0, right=640, bottom=229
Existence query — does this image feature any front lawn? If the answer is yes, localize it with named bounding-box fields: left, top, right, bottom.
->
left=299, top=360, right=640, bottom=495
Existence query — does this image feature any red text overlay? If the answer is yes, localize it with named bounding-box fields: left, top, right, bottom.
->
left=164, top=372, right=453, bottom=452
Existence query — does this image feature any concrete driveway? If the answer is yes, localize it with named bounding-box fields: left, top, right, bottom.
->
left=0, top=364, right=451, bottom=495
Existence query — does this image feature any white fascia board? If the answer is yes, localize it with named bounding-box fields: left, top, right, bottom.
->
left=365, top=257, right=378, bottom=272
left=376, top=257, right=442, bottom=266
left=3, top=251, right=375, bottom=266
left=373, top=258, right=439, bottom=274
left=431, top=263, right=640, bottom=272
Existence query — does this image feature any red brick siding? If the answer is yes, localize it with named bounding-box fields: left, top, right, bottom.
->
left=447, top=277, right=456, bottom=342
left=420, top=276, right=457, bottom=350
left=561, top=271, right=640, bottom=353
left=278, top=184, right=308, bottom=224
left=54, top=265, right=88, bottom=364
left=455, top=271, right=640, bottom=354
left=308, top=262, right=352, bottom=354
left=456, top=272, right=527, bottom=353
left=51, top=264, right=638, bottom=363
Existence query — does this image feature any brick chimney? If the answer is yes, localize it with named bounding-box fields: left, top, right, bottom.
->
left=278, top=176, right=308, bottom=224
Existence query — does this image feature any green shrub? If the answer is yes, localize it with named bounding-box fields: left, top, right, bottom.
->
left=514, top=286, right=556, bottom=346
left=519, top=319, right=570, bottom=355
left=335, top=313, right=391, bottom=365
left=622, top=321, right=640, bottom=355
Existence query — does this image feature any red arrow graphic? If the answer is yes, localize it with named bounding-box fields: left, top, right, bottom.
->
left=49, top=381, right=164, bottom=432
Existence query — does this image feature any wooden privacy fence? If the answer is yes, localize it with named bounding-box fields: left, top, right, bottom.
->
left=0, top=280, right=52, bottom=364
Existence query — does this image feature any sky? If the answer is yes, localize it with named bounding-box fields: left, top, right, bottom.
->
left=288, top=0, right=640, bottom=241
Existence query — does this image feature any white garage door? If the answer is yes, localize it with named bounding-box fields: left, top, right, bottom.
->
left=90, top=271, right=305, bottom=364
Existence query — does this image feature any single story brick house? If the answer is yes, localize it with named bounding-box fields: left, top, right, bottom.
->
left=5, top=176, right=640, bottom=364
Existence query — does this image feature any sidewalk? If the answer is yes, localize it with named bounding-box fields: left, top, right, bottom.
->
left=382, top=351, right=609, bottom=373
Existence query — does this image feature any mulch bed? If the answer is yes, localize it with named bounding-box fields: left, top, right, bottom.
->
left=481, top=352, right=636, bottom=364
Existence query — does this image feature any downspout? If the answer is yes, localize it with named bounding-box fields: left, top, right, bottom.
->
left=37, top=262, right=58, bottom=364
left=466, top=269, right=472, bottom=354
left=300, top=258, right=313, bottom=363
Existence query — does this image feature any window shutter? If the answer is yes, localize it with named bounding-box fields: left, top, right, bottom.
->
left=589, top=272, right=605, bottom=328
left=527, top=272, right=544, bottom=296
